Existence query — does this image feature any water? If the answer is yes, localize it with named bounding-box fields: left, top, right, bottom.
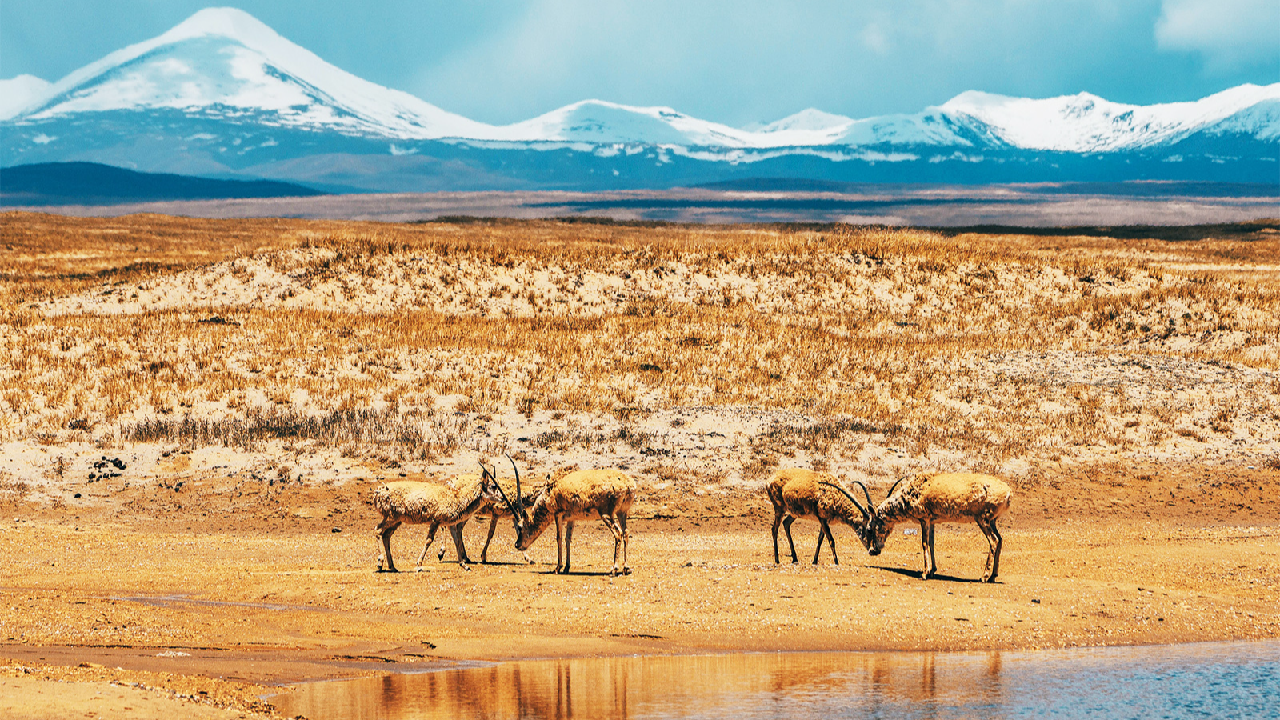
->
left=276, top=641, right=1279, bottom=720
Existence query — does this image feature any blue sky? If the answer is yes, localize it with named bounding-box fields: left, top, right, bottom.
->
left=2, top=1, right=1276, bottom=126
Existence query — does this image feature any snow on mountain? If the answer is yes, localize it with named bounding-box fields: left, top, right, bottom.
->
left=760, top=109, right=851, bottom=133
left=5, top=7, right=1277, bottom=156
left=497, top=101, right=987, bottom=150
left=0, top=75, right=52, bottom=120
left=940, top=84, right=1280, bottom=152
left=833, top=110, right=984, bottom=148
left=1208, top=99, right=1280, bottom=141
left=493, top=100, right=739, bottom=146
left=19, top=6, right=492, bottom=139
left=499, top=99, right=829, bottom=147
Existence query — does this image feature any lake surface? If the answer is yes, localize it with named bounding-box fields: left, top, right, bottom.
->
left=276, top=640, right=1279, bottom=720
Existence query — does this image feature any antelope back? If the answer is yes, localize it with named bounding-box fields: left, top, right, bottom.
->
left=900, top=473, right=1012, bottom=523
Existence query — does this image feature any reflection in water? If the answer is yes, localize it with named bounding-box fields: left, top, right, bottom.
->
left=278, top=641, right=1278, bottom=720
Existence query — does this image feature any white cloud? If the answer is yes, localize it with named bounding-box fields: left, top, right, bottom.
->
left=1156, top=0, right=1280, bottom=72
left=407, top=0, right=1270, bottom=126
left=0, top=74, right=51, bottom=119
left=861, top=22, right=891, bottom=55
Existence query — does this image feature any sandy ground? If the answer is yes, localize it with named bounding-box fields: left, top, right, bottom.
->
left=0, top=461, right=1276, bottom=718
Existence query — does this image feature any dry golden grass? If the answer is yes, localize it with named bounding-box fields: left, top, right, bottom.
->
left=0, top=212, right=319, bottom=304
left=2, top=212, right=1278, bottom=482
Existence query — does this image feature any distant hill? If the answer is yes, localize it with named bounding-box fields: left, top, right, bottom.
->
left=0, top=162, right=324, bottom=206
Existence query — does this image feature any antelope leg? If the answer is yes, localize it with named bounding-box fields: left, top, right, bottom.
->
left=980, top=519, right=1003, bottom=582
left=782, top=516, right=799, bottom=564
left=771, top=507, right=785, bottom=564
left=554, top=515, right=565, bottom=574
left=614, top=509, right=624, bottom=571
left=481, top=516, right=498, bottom=564
left=602, top=512, right=626, bottom=576
left=826, top=521, right=839, bottom=565
left=376, top=519, right=400, bottom=573
left=416, top=523, right=441, bottom=569
left=449, top=523, right=471, bottom=569
left=919, top=520, right=932, bottom=579
left=563, top=521, right=575, bottom=574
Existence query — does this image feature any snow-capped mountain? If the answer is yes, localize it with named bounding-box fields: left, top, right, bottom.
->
left=1208, top=98, right=1280, bottom=141
left=3, top=7, right=1277, bottom=193
left=500, top=100, right=753, bottom=146
left=15, top=7, right=494, bottom=139
left=939, top=85, right=1280, bottom=152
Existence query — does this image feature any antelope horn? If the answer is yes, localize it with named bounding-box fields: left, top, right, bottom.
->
left=505, top=453, right=524, bottom=523
left=486, top=463, right=522, bottom=521
left=505, top=453, right=520, bottom=496
left=819, top=480, right=870, bottom=520
left=487, top=468, right=518, bottom=513
left=851, top=480, right=875, bottom=511
left=885, top=475, right=910, bottom=500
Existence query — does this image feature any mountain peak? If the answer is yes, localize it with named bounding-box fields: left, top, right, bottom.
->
left=15, top=6, right=488, bottom=139
left=940, top=89, right=1107, bottom=114
left=157, top=7, right=293, bottom=58
left=171, top=6, right=268, bottom=33
left=759, top=108, right=853, bottom=133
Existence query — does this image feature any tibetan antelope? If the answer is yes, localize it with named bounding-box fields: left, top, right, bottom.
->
left=372, top=468, right=500, bottom=572
left=823, top=473, right=1012, bottom=582
left=767, top=468, right=873, bottom=565
left=433, top=472, right=536, bottom=565
left=495, top=468, right=636, bottom=576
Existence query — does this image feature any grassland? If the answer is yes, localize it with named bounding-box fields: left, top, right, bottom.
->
left=2, top=211, right=1278, bottom=718
left=2, top=211, right=1278, bottom=495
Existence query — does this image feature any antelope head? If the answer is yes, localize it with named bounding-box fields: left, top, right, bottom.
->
left=864, top=476, right=913, bottom=553
left=820, top=479, right=887, bottom=555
